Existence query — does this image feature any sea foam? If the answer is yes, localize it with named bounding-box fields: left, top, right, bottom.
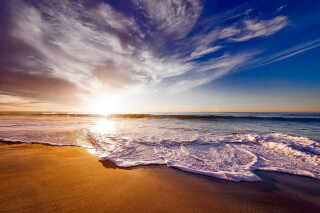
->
left=0, top=113, right=319, bottom=182
left=87, top=130, right=320, bottom=182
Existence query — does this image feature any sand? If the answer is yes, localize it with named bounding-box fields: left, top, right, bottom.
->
left=0, top=142, right=319, bottom=213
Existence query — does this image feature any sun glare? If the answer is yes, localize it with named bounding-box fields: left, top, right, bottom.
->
left=91, top=94, right=121, bottom=115
left=92, top=119, right=114, bottom=135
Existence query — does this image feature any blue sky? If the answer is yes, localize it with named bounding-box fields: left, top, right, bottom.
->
left=0, top=0, right=319, bottom=112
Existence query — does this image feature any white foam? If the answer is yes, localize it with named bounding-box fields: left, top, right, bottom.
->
left=1, top=116, right=319, bottom=182
left=85, top=130, right=320, bottom=182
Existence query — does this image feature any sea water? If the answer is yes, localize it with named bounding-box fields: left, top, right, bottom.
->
left=0, top=112, right=319, bottom=181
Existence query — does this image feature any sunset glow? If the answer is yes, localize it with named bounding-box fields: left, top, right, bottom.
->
left=0, top=0, right=319, bottom=112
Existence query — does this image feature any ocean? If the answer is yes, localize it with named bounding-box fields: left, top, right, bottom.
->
left=0, top=112, right=319, bottom=181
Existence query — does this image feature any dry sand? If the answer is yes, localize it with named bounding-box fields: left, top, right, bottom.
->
left=0, top=142, right=319, bottom=212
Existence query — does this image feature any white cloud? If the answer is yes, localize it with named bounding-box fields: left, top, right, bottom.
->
left=161, top=53, right=253, bottom=92
left=231, top=16, right=288, bottom=41
left=7, top=0, right=292, bottom=104
left=92, top=3, right=140, bottom=33
left=276, top=5, right=287, bottom=13
left=219, top=27, right=241, bottom=39
left=8, top=0, right=204, bottom=96
left=190, top=46, right=222, bottom=59
left=183, top=15, right=288, bottom=62
left=134, top=0, right=203, bottom=39
left=11, top=0, right=140, bottom=93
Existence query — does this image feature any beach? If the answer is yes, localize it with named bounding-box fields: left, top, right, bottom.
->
left=1, top=0, right=319, bottom=211
left=0, top=142, right=319, bottom=213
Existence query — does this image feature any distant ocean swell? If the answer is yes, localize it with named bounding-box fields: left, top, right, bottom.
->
left=2, top=131, right=319, bottom=182
left=109, top=114, right=320, bottom=122
left=1, top=112, right=320, bottom=122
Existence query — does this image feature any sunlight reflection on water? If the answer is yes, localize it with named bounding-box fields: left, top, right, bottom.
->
left=91, top=119, right=115, bottom=135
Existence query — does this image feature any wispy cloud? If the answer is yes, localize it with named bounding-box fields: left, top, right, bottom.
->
left=134, top=0, right=203, bottom=39
left=261, top=39, right=320, bottom=66
left=1, top=0, right=308, bottom=109
left=189, top=46, right=222, bottom=60
left=7, top=0, right=256, bottom=95
left=159, top=52, right=255, bottom=92
left=230, top=16, right=288, bottom=41
left=276, top=5, right=287, bottom=13
left=10, top=0, right=142, bottom=93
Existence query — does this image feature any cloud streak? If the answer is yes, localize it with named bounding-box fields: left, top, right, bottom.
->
left=2, top=0, right=312, bottom=110
left=261, top=39, right=320, bottom=66
left=230, top=16, right=288, bottom=42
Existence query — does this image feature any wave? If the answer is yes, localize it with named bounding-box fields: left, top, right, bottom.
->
left=0, top=138, right=91, bottom=148
left=108, top=114, right=320, bottom=122
left=90, top=133, right=320, bottom=181
left=1, top=121, right=319, bottom=182
left=1, top=112, right=320, bottom=122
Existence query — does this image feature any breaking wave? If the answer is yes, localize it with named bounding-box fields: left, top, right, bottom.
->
left=4, top=130, right=317, bottom=182
left=1, top=113, right=319, bottom=182
left=85, top=132, right=320, bottom=181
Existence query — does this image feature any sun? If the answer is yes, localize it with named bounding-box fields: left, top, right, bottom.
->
left=91, top=94, right=121, bottom=115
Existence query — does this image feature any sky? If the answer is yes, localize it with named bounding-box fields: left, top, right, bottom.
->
left=0, top=0, right=319, bottom=113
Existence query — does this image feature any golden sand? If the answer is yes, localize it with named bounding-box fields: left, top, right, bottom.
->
left=0, top=142, right=319, bottom=212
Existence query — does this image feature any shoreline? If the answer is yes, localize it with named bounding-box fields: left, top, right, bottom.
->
left=0, top=142, right=319, bottom=212
left=2, top=139, right=319, bottom=182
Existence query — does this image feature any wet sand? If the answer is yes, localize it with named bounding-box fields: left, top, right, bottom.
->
left=0, top=142, right=319, bottom=212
